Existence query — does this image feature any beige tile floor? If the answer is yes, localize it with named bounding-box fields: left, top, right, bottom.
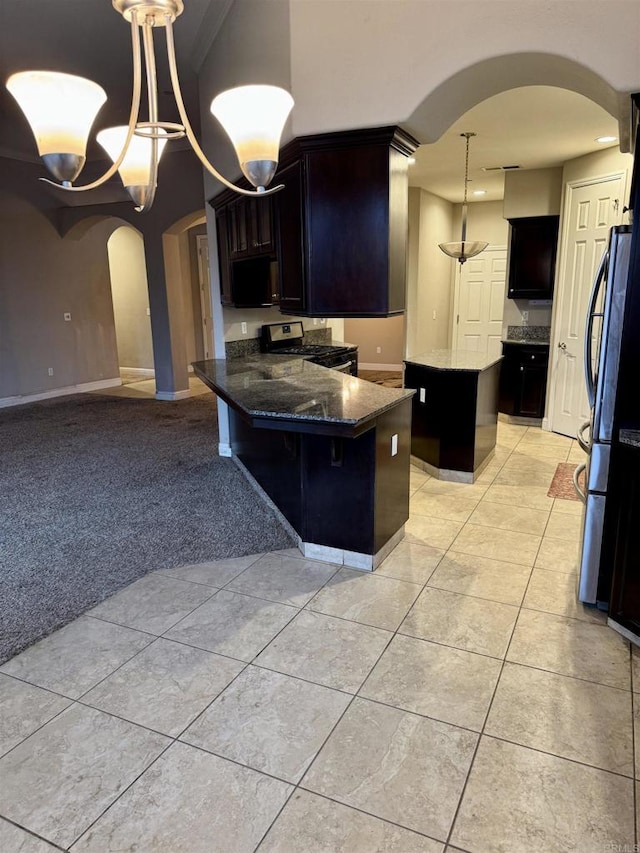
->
left=0, top=422, right=637, bottom=852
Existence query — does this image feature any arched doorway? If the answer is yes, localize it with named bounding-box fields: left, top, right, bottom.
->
left=107, top=226, right=155, bottom=385
left=403, top=58, right=631, bottom=438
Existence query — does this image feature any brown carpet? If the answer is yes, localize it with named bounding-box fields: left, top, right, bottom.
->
left=548, top=462, right=585, bottom=501
left=358, top=370, right=403, bottom=388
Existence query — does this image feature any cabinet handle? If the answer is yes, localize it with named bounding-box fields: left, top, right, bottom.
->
left=531, top=355, right=535, bottom=360
left=520, top=366, right=524, bottom=372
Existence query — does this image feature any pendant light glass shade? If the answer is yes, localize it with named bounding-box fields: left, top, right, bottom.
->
left=97, top=126, right=168, bottom=187
left=7, top=71, right=107, bottom=158
left=211, top=85, right=294, bottom=189
left=438, top=132, right=488, bottom=265
left=438, top=239, right=489, bottom=261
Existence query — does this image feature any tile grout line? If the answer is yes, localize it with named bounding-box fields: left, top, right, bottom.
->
left=0, top=815, right=67, bottom=852
left=252, top=519, right=450, bottom=851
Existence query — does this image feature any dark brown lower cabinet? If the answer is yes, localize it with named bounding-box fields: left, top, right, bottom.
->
left=499, top=343, right=549, bottom=418
left=229, top=400, right=411, bottom=556
left=607, top=443, right=640, bottom=635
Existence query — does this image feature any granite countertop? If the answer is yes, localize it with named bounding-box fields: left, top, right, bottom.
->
left=193, top=355, right=413, bottom=436
left=619, top=429, right=640, bottom=449
left=404, top=349, right=502, bottom=372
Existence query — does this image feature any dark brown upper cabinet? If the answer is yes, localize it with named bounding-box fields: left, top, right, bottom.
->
left=275, top=126, right=418, bottom=317
left=227, top=196, right=275, bottom=260
left=507, top=215, right=560, bottom=300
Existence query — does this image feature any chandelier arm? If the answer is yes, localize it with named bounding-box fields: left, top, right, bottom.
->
left=136, top=18, right=160, bottom=212
left=163, top=15, right=284, bottom=198
left=39, top=13, right=143, bottom=194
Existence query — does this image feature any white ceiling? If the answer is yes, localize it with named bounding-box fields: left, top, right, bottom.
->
left=409, top=86, right=621, bottom=203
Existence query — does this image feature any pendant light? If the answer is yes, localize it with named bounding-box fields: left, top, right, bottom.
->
left=5, top=0, right=294, bottom=213
left=439, top=132, right=489, bottom=264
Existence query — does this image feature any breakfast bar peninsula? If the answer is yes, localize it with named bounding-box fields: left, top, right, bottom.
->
left=194, top=356, right=414, bottom=569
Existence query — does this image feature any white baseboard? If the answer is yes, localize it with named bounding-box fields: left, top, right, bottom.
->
left=119, top=367, right=155, bottom=377
left=155, top=389, right=191, bottom=401
left=0, top=378, right=122, bottom=409
left=542, top=417, right=551, bottom=431
left=218, top=442, right=233, bottom=457
left=358, top=362, right=403, bottom=372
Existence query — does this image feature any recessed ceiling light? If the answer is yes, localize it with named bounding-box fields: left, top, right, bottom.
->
left=473, top=189, right=487, bottom=196
left=595, top=135, right=617, bottom=144
left=407, top=157, right=416, bottom=165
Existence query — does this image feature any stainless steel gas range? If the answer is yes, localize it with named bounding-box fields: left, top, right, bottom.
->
left=260, top=321, right=358, bottom=375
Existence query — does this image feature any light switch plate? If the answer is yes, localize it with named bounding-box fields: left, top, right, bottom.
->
left=391, top=434, right=398, bottom=456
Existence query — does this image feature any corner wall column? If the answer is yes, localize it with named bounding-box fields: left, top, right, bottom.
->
left=144, top=231, right=190, bottom=399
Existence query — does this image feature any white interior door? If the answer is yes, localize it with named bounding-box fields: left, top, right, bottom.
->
left=453, top=247, right=507, bottom=359
left=197, top=235, right=214, bottom=360
left=551, top=175, right=624, bottom=438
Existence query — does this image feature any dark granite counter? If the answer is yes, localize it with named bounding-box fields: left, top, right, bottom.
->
left=193, top=355, right=413, bottom=437
left=501, top=339, right=550, bottom=347
left=620, top=429, right=640, bottom=449
left=506, top=325, right=551, bottom=343
left=404, top=349, right=502, bottom=372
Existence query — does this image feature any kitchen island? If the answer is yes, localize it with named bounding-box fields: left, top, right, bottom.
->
left=404, top=349, right=502, bottom=483
left=193, top=356, right=414, bottom=569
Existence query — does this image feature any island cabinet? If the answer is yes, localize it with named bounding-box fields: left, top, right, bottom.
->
left=404, top=351, right=502, bottom=482
left=507, top=215, right=559, bottom=300
left=274, top=126, right=418, bottom=317
left=192, top=356, right=415, bottom=568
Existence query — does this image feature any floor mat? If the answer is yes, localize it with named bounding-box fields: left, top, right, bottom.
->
left=548, top=462, right=584, bottom=501
left=358, top=370, right=403, bottom=388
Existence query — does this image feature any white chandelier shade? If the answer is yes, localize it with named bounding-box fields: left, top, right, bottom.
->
left=211, top=85, right=294, bottom=190
left=7, top=71, right=108, bottom=184
left=5, top=0, right=294, bottom=212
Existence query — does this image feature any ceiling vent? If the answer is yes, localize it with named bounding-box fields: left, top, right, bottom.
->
left=482, top=165, right=521, bottom=171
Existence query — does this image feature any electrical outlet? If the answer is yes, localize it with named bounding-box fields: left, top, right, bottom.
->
left=48, top=367, right=54, bottom=376
left=432, top=310, right=437, bottom=320
left=419, top=388, right=426, bottom=403
left=376, top=346, right=382, bottom=354
left=313, top=318, right=318, bottom=325
left=64, top=312, right=71, bottom=322
left=241, top=322, right=247, bottom=335
left=390, top=434, right=398, bottom=457
left=522, top=310, right=529, bottom=324
left=146, top=307, right=151, bottom=316
left=320, top=318, right=326, bottom=324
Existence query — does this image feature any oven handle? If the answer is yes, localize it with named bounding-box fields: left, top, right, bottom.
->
left=332, top=360, right=354, bottom=373
left=573, top=462, right=587, bottom=504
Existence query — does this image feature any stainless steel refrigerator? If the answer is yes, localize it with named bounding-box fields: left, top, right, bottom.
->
left=575, top=224, right=633, bottom=605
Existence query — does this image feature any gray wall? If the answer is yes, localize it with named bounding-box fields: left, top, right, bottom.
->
left=0, top=179, right=120, bottom=400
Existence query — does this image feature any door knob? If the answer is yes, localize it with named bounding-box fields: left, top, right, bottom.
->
left=558, top=342, right=567, bottom=350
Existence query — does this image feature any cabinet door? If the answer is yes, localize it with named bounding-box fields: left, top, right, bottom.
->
left=517, top=362, right=547, bottom=417
left=228, top=199, right=249, bottom=258
left=215, top=208, right=233, bottom=305
left=249, top=196, right=275, bottom=255
left=507, top=216, right=559, bottom=299
left=275, top=160, right=305, bottom=313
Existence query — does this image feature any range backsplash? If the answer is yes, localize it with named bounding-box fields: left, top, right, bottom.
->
left=225, top=325, right=332, bottom=359
left=506, top=325, right=551, bottom=342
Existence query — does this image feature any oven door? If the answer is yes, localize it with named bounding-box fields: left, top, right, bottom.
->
left=314, top=350, right=358, bottom=375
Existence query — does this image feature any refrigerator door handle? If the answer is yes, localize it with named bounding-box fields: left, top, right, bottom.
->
left=584, top=249, right=608, bottom=408
left=573, top=462, right=587, bottom=503
left=577, top=419, right=591, bottom=454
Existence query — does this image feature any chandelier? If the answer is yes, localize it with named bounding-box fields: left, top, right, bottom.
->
left=439, top=132, right=488, bottom=264
left=5, top=0, right=294, bottom=212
